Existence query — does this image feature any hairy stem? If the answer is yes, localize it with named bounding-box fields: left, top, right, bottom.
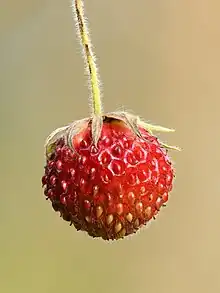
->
left=72, top=0, right=102, bottom=115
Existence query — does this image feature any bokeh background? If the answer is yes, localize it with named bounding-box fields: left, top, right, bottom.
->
left=1, top=1, right=220, bottom=292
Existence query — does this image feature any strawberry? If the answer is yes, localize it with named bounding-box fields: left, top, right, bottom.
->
left=42, top=0, right=180, bottom=240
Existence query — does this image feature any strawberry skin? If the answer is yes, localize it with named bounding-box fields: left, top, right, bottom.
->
left=42, top=119, right=174, bottom=240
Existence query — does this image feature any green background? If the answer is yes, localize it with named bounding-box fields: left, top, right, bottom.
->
left=1, top=1, right=219, bottom=292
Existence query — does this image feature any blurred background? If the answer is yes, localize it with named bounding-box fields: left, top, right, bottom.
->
left=1, top=0, right=220, bottom=292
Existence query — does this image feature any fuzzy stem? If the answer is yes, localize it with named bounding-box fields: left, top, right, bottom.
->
left=72, top=0, right=102, bottom=115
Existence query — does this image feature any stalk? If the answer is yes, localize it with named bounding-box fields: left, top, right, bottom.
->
left=72, top=0, right=102, bottom=115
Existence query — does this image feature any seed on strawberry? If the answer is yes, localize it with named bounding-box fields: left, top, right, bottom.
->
left=42, top=0, right=180, bottom=240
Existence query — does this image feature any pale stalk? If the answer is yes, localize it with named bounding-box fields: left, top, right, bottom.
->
left=71, top=0, right=102, bottom=115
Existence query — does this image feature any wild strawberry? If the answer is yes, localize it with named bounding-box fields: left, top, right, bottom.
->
left=42, top=0, right=180, bottom=240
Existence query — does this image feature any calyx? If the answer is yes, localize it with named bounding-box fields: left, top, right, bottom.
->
left=45, top=111, right=180, bottom=159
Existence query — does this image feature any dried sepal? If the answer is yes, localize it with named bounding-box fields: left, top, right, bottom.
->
left=137, top=118, right=181, bottom=151
left=67, top=118, right=90, bottom=152
left=105, top=111, right=142, bottom=138
left=105, top=111, right=180, bottom=152
left=104, top=111, right=125, bottom=121
left=45, top=125, right=70, bottom=158
left=137, top=118, right=175, bottom=133
left=91, top=114, right=103, bottom=146
left=120, top=112, right=142, bottom=138
left=159, top=141, right=182, bottom=151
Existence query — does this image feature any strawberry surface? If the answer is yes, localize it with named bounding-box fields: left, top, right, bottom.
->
left=42, top=119, right=174, bottom=240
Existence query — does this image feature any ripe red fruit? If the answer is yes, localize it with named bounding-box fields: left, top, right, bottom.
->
left=42, top=117, right=174, bottom=240
left=42, top=1, right=180, bottom=240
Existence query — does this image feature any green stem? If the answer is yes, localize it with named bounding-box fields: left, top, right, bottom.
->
left=72, top=0, right=102, bottom=115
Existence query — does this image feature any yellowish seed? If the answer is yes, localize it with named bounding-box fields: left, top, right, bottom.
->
left=134, top=219, right=140, bottom=228
left=93, top=185, right=99, bottom=195
left=120, top=228, right=126, bottom=237
left=126, top=213, right=133, bottom=222
left=149, top=194, right=153, bottom=202
left=135, top=202, right=143, bottom=214
left=106, top=214, right=114, bottom=225
left=128, top=191, right=135, bottom=204
left=115, top=222, right=122, bottom=233
left=140, top=186, right=146, bottom=194
left=144, top=206, right=152, bottom=218
left=117, top=228, right=126, bottom=239
left=156, top=197, right=162, bottom=210
left=85, top=216, right=91, bottom=223
left=116, top=203, right=123, bottom=215
left=96, top=206, right=103, bottom=218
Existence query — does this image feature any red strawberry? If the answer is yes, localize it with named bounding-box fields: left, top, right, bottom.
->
left=42, top=117, right=175, bottom=240
left=42, top=0, right=180, bottom=240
